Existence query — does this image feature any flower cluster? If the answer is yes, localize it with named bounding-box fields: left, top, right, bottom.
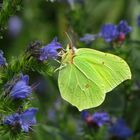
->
left=9, top=74, right=32, bottom=99
left=0, top=37, right=62, bottom=135
left=81, top=111, right=110, bottom=127
left=28, top=37, right=62, bottom=61
left=4, top=108, right=38, bottom=132
left=8, top=16, right=22, bottom=37
left=3, top=73, right=38, bottom=133
left=38, top=37, right=62, bottom=61
left=0, top=36, right=62, bottom=136
left=100, top=24, right=118, bottom=43
left=92, top=112, right=110, bottom=127
left=81, top=111, right=132, bottom=139
left=109, top=118, right=133, bottom=139
left=100, top=20, right=132, bottom=43
left=80, top=20, right=132, bottom=44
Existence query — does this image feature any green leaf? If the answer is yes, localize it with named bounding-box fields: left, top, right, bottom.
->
left=58, top=47, right=131, bottom=111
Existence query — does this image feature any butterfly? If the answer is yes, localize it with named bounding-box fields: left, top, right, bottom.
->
left=58, top=44, right=131, bottom=111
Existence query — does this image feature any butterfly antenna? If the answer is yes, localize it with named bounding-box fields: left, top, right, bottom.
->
left=31, top=82, right=40, bottom=90
left=65, top=32, right=75, bottom=54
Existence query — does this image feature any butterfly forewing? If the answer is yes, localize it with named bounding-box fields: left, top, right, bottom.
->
left=75, top=48, right=131, bottom=93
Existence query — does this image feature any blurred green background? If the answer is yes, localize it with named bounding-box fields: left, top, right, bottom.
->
left=0, top=0, right=140, bottom=139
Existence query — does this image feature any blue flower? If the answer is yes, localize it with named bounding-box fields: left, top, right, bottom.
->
left=4, top=113, right=20, bottom=125
left=0, top=50, right=6, bottom=66
left=100, top=24, right=119, bottom=42
left=81, top=111, right=110, bottom=127
left=80, top=34, right=97, bottom=44
left=8, top=16, right=22, bottom=37
left=10, top=74, right=32, bottom=99
left=92, top=112, right=110, bottom=127
left=117, top=20, right=132, bottom=35
left=81, top=111, right=94, bottom=126
left=100, top=20, right=132, bottom=43
left=4, top=108, right=38, bottom=132
left=116, top=20, right=132, bottom=43
left=109, top=118, right=133, bottom=139
left=81, top=110, right=89, bottom=120
left=20, top=108, right=38, bottom=132
left=39, top=37, right=62, bottom=61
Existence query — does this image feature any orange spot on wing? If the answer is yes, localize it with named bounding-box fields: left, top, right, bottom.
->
left=85, top=84, right=90, bottom=89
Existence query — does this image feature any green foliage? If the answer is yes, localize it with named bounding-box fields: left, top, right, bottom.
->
left=0, top=41, right=54, bottom=139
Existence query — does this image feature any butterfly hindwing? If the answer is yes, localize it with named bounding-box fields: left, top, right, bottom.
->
left=58, top=64, right=105, bottom=111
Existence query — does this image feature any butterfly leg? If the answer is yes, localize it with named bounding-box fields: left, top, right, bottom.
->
left=54, top=63, right=67, bottom=73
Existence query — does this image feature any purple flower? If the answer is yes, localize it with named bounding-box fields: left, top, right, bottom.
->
left=109, top=118, right=133, bottom=139
left=100, top=24, right=119, bottom=42
left=117, top=20, right=132, bottom=35
left=39, top=37, right=62, bottom=61
left=116, top=20, right=132, bottom=43
left=80, top=34, right=97, bottom=44
left=10, top=74, right=32, bottom=99
left=81, top=111, right=94, bottom=126
left=4, top=113, right=20, bottom=125
left=20, top=108, right=38, bottom=132
left=8, top=16, right=22, bottom=37
left=4, top=108, right=38, bottom=132
left=48, top=109, right=56, bottom=121
left=92, top=112, right=110, bottom=127
left=81, top=111, right=110, bottom=127
left=81, top=110, right=89, bottom=120
left=100, top=20, right=132, bottom=43
left=0, top=50, right=6, bottom=66
left=137, top=15, right=140, bottom=27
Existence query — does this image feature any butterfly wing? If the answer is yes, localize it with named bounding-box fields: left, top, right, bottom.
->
left=75, top=48, right=131, bottom=93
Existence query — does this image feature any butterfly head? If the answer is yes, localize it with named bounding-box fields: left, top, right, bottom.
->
left=61, top=44, right=77, bottom=64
